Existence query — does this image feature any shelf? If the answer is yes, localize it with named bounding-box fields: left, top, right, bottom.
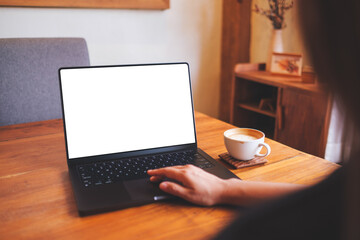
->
left=234, top=69, right=325, bottom=95
left=237, top=102, right=276, bottom=118
left=231, top=64, right=331, bottom=157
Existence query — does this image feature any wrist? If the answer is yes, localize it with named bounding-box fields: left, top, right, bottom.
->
left=215, top=178, right=242, bottom=205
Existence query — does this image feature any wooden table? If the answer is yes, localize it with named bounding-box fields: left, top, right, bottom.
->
left=0, top=112, right=339, bottom=239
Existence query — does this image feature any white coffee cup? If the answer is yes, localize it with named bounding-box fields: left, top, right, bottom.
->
left=224, top=128, right=271, bottom=161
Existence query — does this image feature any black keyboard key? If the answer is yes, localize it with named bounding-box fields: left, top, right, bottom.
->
left=77, top=151, right=214, bottom=187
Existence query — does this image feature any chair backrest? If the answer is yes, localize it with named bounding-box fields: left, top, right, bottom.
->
left=0, top=38, right=90, bottom=126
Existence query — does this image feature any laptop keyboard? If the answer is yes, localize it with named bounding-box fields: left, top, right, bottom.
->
left=77, top=150, right=214, bottom=187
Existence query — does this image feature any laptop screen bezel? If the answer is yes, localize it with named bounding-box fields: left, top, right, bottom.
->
left=58, top=62, right=198, bottom=166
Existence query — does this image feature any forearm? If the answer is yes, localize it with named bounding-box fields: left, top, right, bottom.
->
left=148, top=165, right=305, bottom=207
left=217, top=178, right=305, bottom=206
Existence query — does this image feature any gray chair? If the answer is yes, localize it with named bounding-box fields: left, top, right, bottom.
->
left=0, top=38, right=90, bottom=126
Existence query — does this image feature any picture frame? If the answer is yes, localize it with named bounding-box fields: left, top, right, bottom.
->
left=270, top=52, right=303, bottom=77
left=0, top=0, right=169, bottom=10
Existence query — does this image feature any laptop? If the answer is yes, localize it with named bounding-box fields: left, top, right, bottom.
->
left=59, top=62, right=239, bottom=216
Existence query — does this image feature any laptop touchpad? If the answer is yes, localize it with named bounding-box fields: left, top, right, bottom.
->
left=124, top=178, right=170, bottom=201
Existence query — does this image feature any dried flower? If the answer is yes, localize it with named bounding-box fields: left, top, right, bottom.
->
left=254, top=0, right=294, bottom=29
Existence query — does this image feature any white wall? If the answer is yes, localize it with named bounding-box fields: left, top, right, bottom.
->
left=0, top=0, right=222, bottom=117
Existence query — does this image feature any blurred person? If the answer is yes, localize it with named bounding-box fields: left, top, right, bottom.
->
left=148, top=0, right=360, bottom=239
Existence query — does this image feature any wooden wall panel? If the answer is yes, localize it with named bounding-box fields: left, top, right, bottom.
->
left=219, top=0, right=251, bottom=122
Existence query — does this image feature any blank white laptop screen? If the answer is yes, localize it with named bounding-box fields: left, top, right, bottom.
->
left=60, top=63, right=196, bottom=159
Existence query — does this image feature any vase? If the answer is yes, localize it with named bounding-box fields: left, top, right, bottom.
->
left=266, top=29, right=284, bottom=71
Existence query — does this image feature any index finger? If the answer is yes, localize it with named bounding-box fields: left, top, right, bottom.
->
left=147, top=166, right=188, bottom=185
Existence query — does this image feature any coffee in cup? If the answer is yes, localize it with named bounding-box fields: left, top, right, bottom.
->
left=224, top=128, right=271, bottom=161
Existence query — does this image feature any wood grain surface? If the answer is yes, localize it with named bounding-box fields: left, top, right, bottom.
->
left=234, top=68, right=326, bottom=95
left=0, top=112, right=339, bottom=239
left=219, top=0, right=251, bottom=122
left=0, top=0, right=169, bottom=10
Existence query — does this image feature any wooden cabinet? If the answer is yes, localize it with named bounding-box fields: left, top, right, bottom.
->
left=230, top=63, right=331, bottom=157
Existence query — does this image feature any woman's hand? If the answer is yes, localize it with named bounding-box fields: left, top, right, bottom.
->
left=147, top=164, right=228, bottom=206
left=148, top=165, right=304, bottom=206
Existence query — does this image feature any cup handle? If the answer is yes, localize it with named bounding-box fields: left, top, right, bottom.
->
left=255, top=142, right=271, bottom=158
